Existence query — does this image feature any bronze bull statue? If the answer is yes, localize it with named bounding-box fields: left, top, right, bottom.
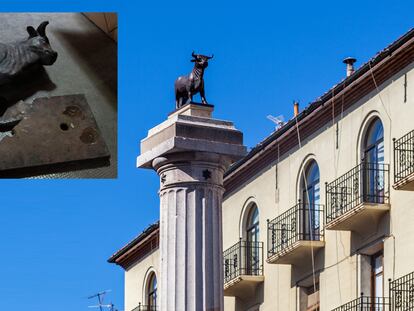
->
left=174, top=52, right=213, bottom=109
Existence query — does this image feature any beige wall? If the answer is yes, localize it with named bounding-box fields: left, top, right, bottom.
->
left=124, top=250, right=160, bottom=311
left=124, top=62, right=414, bottom=311
left=222, top=63, right=414, bottom=311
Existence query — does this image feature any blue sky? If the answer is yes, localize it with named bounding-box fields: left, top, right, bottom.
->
left=0, top=0, right=412, bottom=310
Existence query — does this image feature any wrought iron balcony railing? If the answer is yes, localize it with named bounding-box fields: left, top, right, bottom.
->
left=131, top=304, right=157, bottom=311
left=331, top=295, right=390, bottom=311
left=326, top=162, right=389, bottom=225
left=267, top=202, right=324, bottom=258
left=223, top=240, right=264, bottom=284
left=390, top=271, right=414, bottom=311
left=394, top=130, right=414, bottom=185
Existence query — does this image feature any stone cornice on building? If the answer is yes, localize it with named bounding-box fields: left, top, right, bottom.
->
left=108, top=222, right=159, bottom=270
left=224, top=28, right=414, bottom=197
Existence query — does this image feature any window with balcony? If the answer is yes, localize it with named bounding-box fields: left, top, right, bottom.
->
left=223, top=203, right=264, bottom=296
left=267, top=160, right=324, bottom=264
left=325, top=118, right=390, bottom=231
left=332, top=248, right=388, bottom=311
left=134, top=272, right=158, bottom=311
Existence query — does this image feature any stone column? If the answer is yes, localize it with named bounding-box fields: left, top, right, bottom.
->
left=137, top=104, right=246, bottom=311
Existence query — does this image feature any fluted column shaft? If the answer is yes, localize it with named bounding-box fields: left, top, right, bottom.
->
left=154, top=152, right=227, bottom=311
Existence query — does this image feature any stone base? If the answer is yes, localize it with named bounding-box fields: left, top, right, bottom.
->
left=137, top=103, right=246, bottom=169
left=169, top=102, right=215, bottom=118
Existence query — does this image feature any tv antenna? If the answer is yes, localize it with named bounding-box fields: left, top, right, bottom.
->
left=267, top=115, right=285, bottom=130
left=88, top=290, right=118, bottom=311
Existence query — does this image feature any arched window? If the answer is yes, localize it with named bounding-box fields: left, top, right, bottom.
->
left=300, top=160, right=320, bottom=240
left=246, top=204, right=259, bottom=243
left=147, top=273, right=157, bottom=308
left=363, top=118, right=385, bottom=203
left=245, top=204, right=260, bottom=275
left=363, top=117, right=384, bottom=165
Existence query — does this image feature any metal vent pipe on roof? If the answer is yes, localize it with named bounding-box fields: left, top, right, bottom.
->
left=343, top=57, right=357, bottom=77
left=294, top=101, right=299, bottom=117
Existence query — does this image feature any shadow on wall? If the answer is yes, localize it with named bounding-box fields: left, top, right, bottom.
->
left=53, top=29, right=117, bottom=107
left=291, top=248, right=325, bottom=288
left=350, top=212, right=390, bottom=255
left=235, top=282, right=264, bottom=311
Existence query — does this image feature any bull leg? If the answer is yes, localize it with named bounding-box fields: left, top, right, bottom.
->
left=200, top=84, right=208, bottom=105
left=175, top=91, right=179, bottom=109
left=176, top=96, right=180, bottom=109
left=185, top=92, right=192, bottom=106
left=176, top=97, right=182, bottom=109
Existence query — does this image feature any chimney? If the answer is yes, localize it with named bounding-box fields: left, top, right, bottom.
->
left=343, top=57, right=357, bottom=77
left=293, top=101, right=299, bottom=117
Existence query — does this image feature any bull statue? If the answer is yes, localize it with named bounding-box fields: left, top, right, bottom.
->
left=0, top=21, right=58, bottom=86
left=174, top=52, right=213, bottom=109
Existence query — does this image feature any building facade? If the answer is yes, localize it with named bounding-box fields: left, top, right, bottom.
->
left=109, top=29, right=414, bottom=311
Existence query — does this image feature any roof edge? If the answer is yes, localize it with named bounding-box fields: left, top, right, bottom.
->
left=224, top=28, right=414, bottom=179
left=108, top=221, right=160, bottom=264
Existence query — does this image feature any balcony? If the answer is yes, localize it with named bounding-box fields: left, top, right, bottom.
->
left=331, top=295, right=390, bottom=311
left=223, top=240, right=264, bottom=297
left=393, top=130, right=414, bottom=190
left=131, top=304, right=156, bottom=311
left=389, top=271, right=414, bottom=311
left=325, top=163, right=390, bottom=232
left=267, top=203, right=325, bottom=265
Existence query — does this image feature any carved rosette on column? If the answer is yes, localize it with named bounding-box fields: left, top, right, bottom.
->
left=137, top=103, right=246, bottom=311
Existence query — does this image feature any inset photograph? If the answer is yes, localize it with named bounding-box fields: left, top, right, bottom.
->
left=0, top=13, right=117, bottom=178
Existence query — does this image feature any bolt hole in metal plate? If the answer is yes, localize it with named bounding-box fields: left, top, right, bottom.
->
left=0, top=94, right=110, bottom=177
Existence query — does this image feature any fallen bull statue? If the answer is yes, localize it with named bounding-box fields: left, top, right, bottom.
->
left=0, top=21, right=58, bottom=85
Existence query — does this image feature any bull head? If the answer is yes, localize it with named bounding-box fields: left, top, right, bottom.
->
left=26, top=21, right=58, bottom=66
left=191, top=51, right=213, bottom=68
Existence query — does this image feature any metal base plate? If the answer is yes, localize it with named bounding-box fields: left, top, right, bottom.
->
left=0, top=94, right=110, bottom=177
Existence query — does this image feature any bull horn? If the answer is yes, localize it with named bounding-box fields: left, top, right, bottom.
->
left=27, top=26, right=38, bottom=38
left=37, top=21, right=49, bottom=37
left=207, top=54, right=214, bottom=59
left=191, top=51, right=197, bottom=58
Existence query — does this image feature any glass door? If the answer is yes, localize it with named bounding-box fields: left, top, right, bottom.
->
left=302, top=161, right=320, bottom=241
left=363, top=118, right=384, bottom=203
left=246, top=206, right=259, bottom=275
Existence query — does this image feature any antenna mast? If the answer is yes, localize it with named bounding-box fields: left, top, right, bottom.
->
left=87, top=290, right=118, bottom=311
left=267, top=114, right=286, bottom=131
